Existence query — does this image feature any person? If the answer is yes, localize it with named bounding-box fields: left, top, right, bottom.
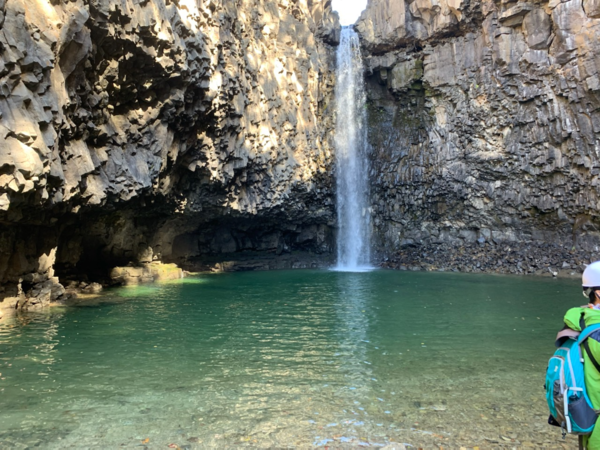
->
left=563, top=261, right=600, bottom=449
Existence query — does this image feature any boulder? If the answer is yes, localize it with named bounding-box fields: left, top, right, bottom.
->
left=110, top=262, right=184, bottom=285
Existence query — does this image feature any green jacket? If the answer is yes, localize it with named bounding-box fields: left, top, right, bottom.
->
left=564, top=307, right=600, bottom=409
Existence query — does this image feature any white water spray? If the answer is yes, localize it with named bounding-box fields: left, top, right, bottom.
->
left=333, top=28, right=372, bottom=272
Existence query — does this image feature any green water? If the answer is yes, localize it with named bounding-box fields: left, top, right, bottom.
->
left=0, top=270, right=580, bottom=449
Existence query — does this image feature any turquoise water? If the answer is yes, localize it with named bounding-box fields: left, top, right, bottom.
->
left=0, top=270, right=580, bottom=449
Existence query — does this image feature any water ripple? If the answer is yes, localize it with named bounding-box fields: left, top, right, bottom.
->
left=0, top=270, right=580, bottom=449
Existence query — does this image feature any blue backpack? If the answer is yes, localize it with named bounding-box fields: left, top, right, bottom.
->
left=546, top=319, right=600, bottom=436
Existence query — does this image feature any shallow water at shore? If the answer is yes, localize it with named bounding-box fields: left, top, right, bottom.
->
left=0, top=270, right=581, bottom=448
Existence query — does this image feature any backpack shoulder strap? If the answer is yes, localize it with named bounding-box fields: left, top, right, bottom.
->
left=582, top=340, right=600, bottom=374
left=579, top=312, right=600, bottom=374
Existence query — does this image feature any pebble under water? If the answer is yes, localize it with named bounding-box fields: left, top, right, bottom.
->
left=0, top=270, right=581, bottom=449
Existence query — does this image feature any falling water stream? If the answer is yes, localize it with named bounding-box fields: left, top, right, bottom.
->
left=334, top=27, right=372, bottom=271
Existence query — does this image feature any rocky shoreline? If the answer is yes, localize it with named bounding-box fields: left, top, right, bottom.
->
left=1, top=244, right=589, bottom=321
left=379, top=241, right=594, bottom=279
left=0, top=246, right=188, bottom=318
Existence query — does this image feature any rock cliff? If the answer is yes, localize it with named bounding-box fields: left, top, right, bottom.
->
left=357, top=0, right=600, bottom=274
left=0, top=0, right=340, bottom=310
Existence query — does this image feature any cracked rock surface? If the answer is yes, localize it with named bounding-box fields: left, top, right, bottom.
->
left=357, top=0, right=600, bottom=266
left=0, top=0, right=340, bottom=310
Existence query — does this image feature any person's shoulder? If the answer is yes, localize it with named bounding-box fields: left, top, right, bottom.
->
left=585, top=308, right=600, bottom=326
left=564, top=306, right=588, bottom=330
left=564, top=306, right=600, bottom=330
left=565, top=305, right=587, bottom=317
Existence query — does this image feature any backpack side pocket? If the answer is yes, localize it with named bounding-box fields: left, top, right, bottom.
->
left=568, top=394, right=598, bottom=433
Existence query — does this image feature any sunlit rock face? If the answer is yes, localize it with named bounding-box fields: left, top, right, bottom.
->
left=0, top=0, right=340, bottom=307
left=357, top=0, right=600, bottom=264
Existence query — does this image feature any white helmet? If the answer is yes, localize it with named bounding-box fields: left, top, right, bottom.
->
left=582, top=261, right=600, bottom=298
left=583, top=261, right=600, bottom=287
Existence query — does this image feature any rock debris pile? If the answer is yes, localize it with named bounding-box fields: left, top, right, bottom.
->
left=382, top=241, right=595, bottom=277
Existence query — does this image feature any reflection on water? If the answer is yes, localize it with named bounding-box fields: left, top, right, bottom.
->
left=335, top=272, right=372, bottom=380
left=0, top=271, right=579, bottom=448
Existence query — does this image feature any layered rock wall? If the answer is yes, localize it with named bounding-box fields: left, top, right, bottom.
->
left=0, top=0, right=340, bottom=310
left=357, top=0, right=600, bottom=272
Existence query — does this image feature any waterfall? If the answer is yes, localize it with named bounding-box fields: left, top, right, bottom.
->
left=333, top=27, right=372, bottom=272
